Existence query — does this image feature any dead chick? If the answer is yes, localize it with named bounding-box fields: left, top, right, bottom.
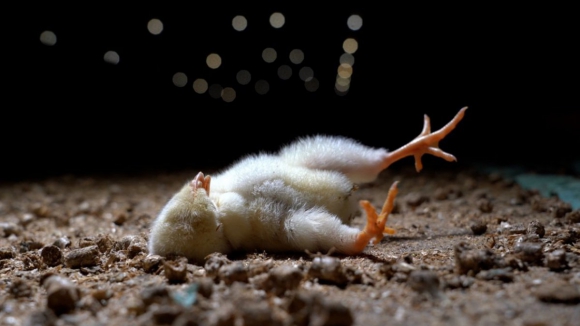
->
left=148, top=107, right=467, bottom=262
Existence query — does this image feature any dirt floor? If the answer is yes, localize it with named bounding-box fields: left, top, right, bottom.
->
left=1, top=165, right=580, bottom=326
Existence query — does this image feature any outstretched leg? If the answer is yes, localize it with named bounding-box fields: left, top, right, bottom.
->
left=381, top=107, right=467, bottom=172
left=351, top=181, right=399, bottom=253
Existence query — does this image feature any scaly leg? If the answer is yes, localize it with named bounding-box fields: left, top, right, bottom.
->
left=189, top=172, right=211, bottom=195
left=352, top=181, right=399, bottom=253
left=381, top=107, right=467, bottom=172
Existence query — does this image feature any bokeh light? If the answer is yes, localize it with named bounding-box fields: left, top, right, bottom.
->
left=277, top=65, right=292, bottom=80
left=103, top=51, right=120, bottom=65
left=289, top=49, right=304, bottom=64
left=147, top=19, right=163, bottom=35
left=255, top=80, right=270, bottom=95
left=269, top=12, right=285, bottom=28
left=262, top=48, right=277, bottom=63
left=304, top=78, right=319, bottom=92
left=298, top=67, right=314, bottom=82
left=206, top=53, right=222, bottom=69
left=337, top=63, right=353, bottom=79
left=236, top=70, right=252, bottom=85
left=172, top=72, right=188, bottom=87
left=208, top=84, right=223, bottom=99
left=232, top=15, right=248, bottom=31
left=347, top=15, right=363, bottom=31
left=339, top=53, right=355, bottom=66
left=342, top=38, right=358, bottom=54
left=193, top=79, right=208, bottom=94
left=39, top=31, right=57, bottom=46
left=221, top=87, right=236, bottom=102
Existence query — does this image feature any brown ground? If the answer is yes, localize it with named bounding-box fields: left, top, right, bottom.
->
left=1, top=166, right=580, bottom=326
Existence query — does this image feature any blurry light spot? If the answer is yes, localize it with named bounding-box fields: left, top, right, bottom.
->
left=289, top=49, right=304, bottom=64
left=335, top=87, right=349, bottom=96
left=193, top=79, right=208, bottom=94
left=269, top=12, right=285, bottom=28
left=335, top=80, right=350, bottom=92
left=304, top=78, right=319, bottom=92
left=103, top=51, right=120, bottom=65
left=208, top=84, right=223, bottom=99
left=255, top=80, right=270, bottom=95
left=277, top=65, right=292, bottom=80
left=337, top=63, right=353, bottom=78
left=40, top=31, right=57, bottom=46
left=336, top=76, right=351, bottom=87
left=221, top=87, right=236, bottom=102
left=236, top=70, right=252, bottom=85
left=347, top=15, right=363, bottom=31
left=232, top=15, right=248, bottom=31
left=339, top=53, right=355, bottom=66
left=172, top=72, right=188, bottom=87
left=298, top=67, right=314, bottom=82
left=262, top=48, right=277, bottom=63
left=147, top=18, right=163, bottom=35
left=206, top=53, right=222, bottom=69
left=343, top=38, right=359, bottom=54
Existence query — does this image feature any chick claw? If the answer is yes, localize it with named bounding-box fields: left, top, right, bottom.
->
left=354, top=181, right=399, bottom=253
left=382, top=107, right=467, bottom=172
left=190, top=172, right=211, bottom=195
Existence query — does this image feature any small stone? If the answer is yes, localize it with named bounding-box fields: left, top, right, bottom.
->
left=476, top=268, right=514, bottom=282
left=204, top=252, right=232, bottom=279
left=308, top=255, right=361, bottom=287
left=405, top=192, right=430, bottom=208
left=535, top=280, right=580, bottom=304
left=407, top=270, right=441, bottom=298
left=527, top=220, right=545, bottom=238
left=546, top=249, right=568, bottom=271
left=477, top=198, right=493, bottom=213
left=549, top=201, right=572, bottom=218
left=514, top=242, right=544, bottom=265
left=143, top=254, right=163, bottom=273
left=53, top=237, right=71, bottom=249
left=140, top=285, right=171, bottom=307
left=41, top=245, right=63, bottom=267
left=43, top=275, right=82, bottom=315
left=470, top=222, right=487, bottom=235
left=219, top=261, right=249, bottom=285
left=262, top=265, right=304, bottom=296
left=288, top=291, right=353, bottom=326
left=0, top=222, right=22, bottom=237
left=64, top=245, right=100, bottom=268
left=565, top=210, right=580, bottom=223
left=454, top=242, right=496, bottom=275
left=0, top=246, right=16, bottom=259
left=9, top=277, right=33, bottom=298
left=164, top=256, right=188, bottom=284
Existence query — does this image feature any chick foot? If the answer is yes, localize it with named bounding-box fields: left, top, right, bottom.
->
left=382, top=107, right=467, bottom=172
left=353, top=181, right=399, bottom=253
left=189, top=172, right=211, bottom=195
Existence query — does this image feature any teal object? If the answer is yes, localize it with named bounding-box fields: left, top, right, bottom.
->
left=515, top=174, right=580, bottom=210
left=476, top=164, right=580, bottom=210
left=171, top=283, right=198, bottom=308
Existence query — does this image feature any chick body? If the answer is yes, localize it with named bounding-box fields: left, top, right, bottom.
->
left=149, top=136, right=382, bottom=262
left=148, top=108, right=467, bottom=262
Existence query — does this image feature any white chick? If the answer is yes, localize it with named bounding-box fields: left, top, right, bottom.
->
left=148, top=107, right=467, bottom=263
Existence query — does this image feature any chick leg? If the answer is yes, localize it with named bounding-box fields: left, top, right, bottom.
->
left=351, top=181, right=399, bottom=253
left=189, top=172, right=211, bottom=195
left=381, top=107, right=467, bottom=172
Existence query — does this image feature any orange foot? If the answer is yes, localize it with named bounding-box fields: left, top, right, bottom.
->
left=382, top=107, right=467, bottom=172
left=352, top=181, right=399, bottom=253
left=190, top=172, right=211, bottom=195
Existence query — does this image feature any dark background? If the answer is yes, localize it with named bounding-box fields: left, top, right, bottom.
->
left=3, top=5, right=579, bottom=181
